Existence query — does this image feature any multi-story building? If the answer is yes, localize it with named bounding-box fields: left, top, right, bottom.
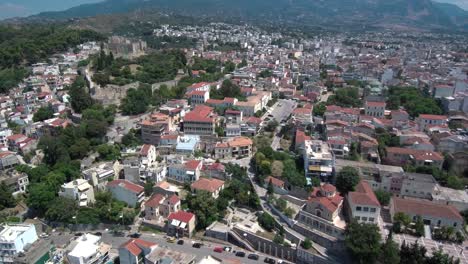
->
left=214, top=136, right=253, bottom=159
left=346, top=181, right=380, bottom=224
left=303, top=140, right=335, bottom=180
left=0, top=171, right=29, bottom=196
left=190, top=178, right=225, bottom=199
left=107, top=180, right=144, bottom=207
left=167, top=211, right=196, bottom=238
left=385, top=147, right=444, bottom=169
left=59, top=179, right=95, bottom=207
left=297, top=184, right=346, bottom=239
left=188, top=90, right=209, bottom=105
left=66, top=234, right=111, bottom=264
left=364, top=101, right=386, bottom=118
left=183, top=105, right=217, bottom=136
left=140, top=121, right=167, bottom=146
left=145, top=194, right=181, bottom=221
left=416, top=114, right=448, bottom=131
left=0, top=224, right=38, bottom=264
left=0, top=152, right=19, bottom=171
left=119, top=239, right=157, bottom=264
left=390, top=197, right=464, bottom=231
left=167, top=160, right=203, bottom=183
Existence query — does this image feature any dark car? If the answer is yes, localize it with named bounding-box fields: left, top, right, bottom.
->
left=74, top=233, right=83, bottom=236
left=93, top=232, right=102, bottom=236
left=192, top=243, right=202, bottom=248
left=128, top=233, right=141, bottom=238
left=235, top=251, right=246, bottom=257
left=264, top=257, right=276, bottom=264
left=248, top=254, right=259, bottom=260
left=177, top=240, right=184, bottom=245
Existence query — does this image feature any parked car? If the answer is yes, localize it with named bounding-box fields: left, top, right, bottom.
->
left=177, top=240, right=184, bottom=245
left=128, top=233, right=141, bottom=238
left=192, top=243, right=202, bottom=248
left=264, top=257, right=276, bottom=264
left=214, top=247, right=224, bottom=253
left=93, top=232, right=102, bottom=236
left=224, top=246, right=232, bottom=252
left=248, top=254, right=259, bottom=260
left=235, top=251, right=246, bottom=257
left=166, top=237, right=176, bottom=243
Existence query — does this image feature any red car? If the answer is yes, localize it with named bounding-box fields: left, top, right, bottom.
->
left=213, top=247, right=223, bottom=253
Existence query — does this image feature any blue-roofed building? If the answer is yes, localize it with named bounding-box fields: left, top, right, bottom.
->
left=176, top=135, right=200, bottom=155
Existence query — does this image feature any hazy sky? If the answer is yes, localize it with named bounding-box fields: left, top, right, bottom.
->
left=0, top=0, right=466, bottom=20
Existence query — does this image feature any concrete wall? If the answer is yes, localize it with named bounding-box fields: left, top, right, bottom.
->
left=292, top=223, right=346, bottom=253
left=232, top=226, right=297, bottom=263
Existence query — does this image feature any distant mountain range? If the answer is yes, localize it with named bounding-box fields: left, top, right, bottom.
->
left=29, top=0, right=468, bottom=31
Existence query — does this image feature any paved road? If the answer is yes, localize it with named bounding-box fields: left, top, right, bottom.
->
left=49, top=230, right=280, bottom=263
left=264, top=99, right=297, bottom=150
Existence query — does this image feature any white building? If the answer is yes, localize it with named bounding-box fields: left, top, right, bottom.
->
left=67, top=234, right=111, bottom=264
left=0, top=224, right=38, bottom=264
left=346, top=181, right=381, bottom=224
left=107, top=180, right=144, bottom=207
left=59, top=179, right=96, bottom=207
left=303, top=140, right=334, bottom=180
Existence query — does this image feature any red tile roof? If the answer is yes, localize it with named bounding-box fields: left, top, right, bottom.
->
left=107, top=180, right=144, bottom=194
left=191, top=178, right=225, bottom=193
left=140, top=144, right=152, bottom=156
left=264, top=176, right=285, bottom=188
left=120, top=239, right=157, bottom=256
left=386, top=147, right=443, bottom=161
left=308, top=186, right=343, bottom=213
left=7, top=134, right=26, bottom=141
left=168, top=194, right=180, bottom=205
left=418, top=114, right=448, bottom=120
left=184, top=105, right=215, bottom=123
left=295, top=130, right=310, bottom=146
left=366, top=101, right=386, bottom=107
left=392, top=197, right=463, bottom=222
left=347, top=181, right=380, bottom=207
left=146, top=194, right=165, bottom=207
left=185, top=160, right=202, bottom=170
left=168, top=211, right=195, bottom=223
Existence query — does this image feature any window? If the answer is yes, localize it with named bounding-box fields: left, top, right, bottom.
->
left=356, top=216, right=361, bottom=220
left=362, top=217, right=368, bottom=221
left=370, top=208, right=376, bottom=213
left=369, top=217, right=374, bottom=222
left=454, top=222, right=458, bottom=227
left=363, top=207, right=369, bottom=212
left=356, top=206, right=362, bottom=211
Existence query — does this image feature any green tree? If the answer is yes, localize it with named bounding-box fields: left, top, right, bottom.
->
left=33, top=105, right=54, bottom=122
left=267, top=179, right=274, bottom=195
left=258, top=212, right=276, bottom=231
left=144, top=180, right=154, bottom=196
left=414, top=216, right=425, bottom=237
left=301, top=237, right=313, bottom=250
left=427, top=250, right=460, bottom=264
left=45, top=197, right=78, bottom=223
left=186, top=191, right=218, bottom=229
left=400, top=242, right=427, bottom=264
left=69, top=77, right=93, bottom=113
left=345, top=221, right=381, bottom=264
left=0, top=183, right=15, bottom=210
left=273, top=233, right=284, bottom=244
left=335, top=166, right=360, bottom=194
left=375, top=190, right=391, bottom=206
left=380, top=235, right=400, bottom=264
left=96, top=144, right=121, bottom=161
left=260, top=160, right=272, bottom=176
left=447, top=175, right=464, bottom=190
left=313, top=102, right=327, bottom=117
left=27, top=183, right=57, bottom=215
